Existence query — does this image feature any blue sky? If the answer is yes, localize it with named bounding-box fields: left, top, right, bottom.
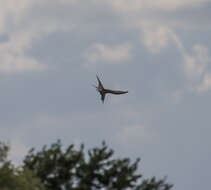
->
left=0, top=0, right=211, bottom=189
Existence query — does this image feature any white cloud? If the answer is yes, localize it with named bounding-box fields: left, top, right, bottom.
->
left=141, top=26, right=170, bottom=53
left=140, top=23, right=184, bottom=53
left=9, top=138, right=28, bottom=165
left=0, top=55, right=45, bottom=74
left=0, top=0, right=33, bottom=34
left=0, top=0, right=76, bottom=74
left=0, top=1, right=43, bottom=74
left=0, top=28, right=45, bottom=74
left=197, top=74, right=211, bottom=93
left=104, top=0, right=210, bottom=12
left=84, top=43, right=132, bottom=63
left=140, top=22, right=210, bottom=80
left=140, top=21, right=211, bottom=94
left=0, top=25, right=51, bottom=73
left=183, top=45, right=210, bottom=79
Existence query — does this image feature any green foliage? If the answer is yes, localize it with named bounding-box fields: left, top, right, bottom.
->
left=15, top=168, right=46, bottom=190
left=135, top=177, right=173, bottom=190
left=24, top=140, right=84, bottom=190
left=0, top=142, right=9, bottom=163
left=0, top=141, right=46, bottom=190
left=0, top=165, right=45, bottom=190
left=23, top=140, right=173, bottom=190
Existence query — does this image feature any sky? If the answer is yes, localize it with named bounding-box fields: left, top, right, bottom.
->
left=0, top=0, right=211, bottom=189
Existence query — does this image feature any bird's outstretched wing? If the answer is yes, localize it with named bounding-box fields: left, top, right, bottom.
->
left=104, top=89, right=128, bottom=94
left=96, top=75, right=104, bottom=89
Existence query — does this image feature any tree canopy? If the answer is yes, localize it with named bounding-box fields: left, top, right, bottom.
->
left=0, top=141, right=45, bottom=190
left=23, top=140, right=173, bottom=190
left=0, top=140, right=173, bottom=190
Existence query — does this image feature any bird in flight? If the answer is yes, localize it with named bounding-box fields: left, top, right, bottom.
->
left=93, top=75, right=128, bottom=103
